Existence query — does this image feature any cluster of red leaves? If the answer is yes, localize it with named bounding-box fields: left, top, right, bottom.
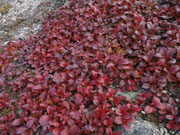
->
left=0, top=0, right=179, bottom=134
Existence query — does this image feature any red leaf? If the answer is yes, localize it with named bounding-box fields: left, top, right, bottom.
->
left=103, top=119, right=109, bottom=126
left=106, top=127, right=113, bottom=135
left=0, top=77, right=5, bottom=86
left=114, top=116, right=122, bottom=125
left=142, top=83, right=150, bottom=89
left=144, top=92, right=153, bottom=99
left=159, top=109, right=169, bottom=114
left=93, top=99, right=99, bottom=106
left=166, top=48, right=176, bottom=58
left=52, top=128, right=61, bottom=135
left=128, top=116, right=136, bottom=124
left=92, top=70, right=98, bottom=79
left=16, top=127, right=27, bottom=134
left=121, top=59, right=129, bottom=65
left=54, top=122, right=61, bottom=128
left=61, top=72, right=67, bottom=81
left=144, top=105, right=156, bottom=114
left=114, top=131, right=122, bottom=135
left=61, top=128, right=69, bottom=135
left=168, top=59, right=176, bottom=64
left=90, top=63, right=99, bottom=70
left=0, top=124, right=6, bottom=130
left=12, top=119, right=21, bottom=126
left=166, top=121, right=179, bottom=130
left=39, top=115, right=49, bottom=127
left=1, top=1, right=179, bottom=134
left=122, top=65, right=131, bottom=69
left=68, top=79, right=74, bottom=85
left=53, top=96, right=60, bottom=103
left=60, top=61, right=67, bottom=67
left=157, top=76, right=166, bottom=83
left=107, top=63, right=115, bottom=68
left=26, top=120, right=34, bottom=128
left=67, top=119, right=75, bottom=126
left=33, top=85, right=43, bottom=90
left=143, top=56, right=150, bottom=62
left=152, top=96, right=165, bottom=109
left=52, top=72, right=61, bottom=84
left=66, top=64, right=79, bottom=70
left=171, top=108, right=177, bottom=116
left=168, top=98, right=175, bottom=105
left=176, top=72, right=180, bottom=79
left=27, top=83, right=34, bottom=88
left=169, top=65, right=179, bottom=73
left=158, top=59, right=166, bottom=66
left=39, top=91, right=47, bottom=99
left=165, top=115, right=174, bottom=120
left=68, top=71, right=75, bottom=78
left=82, top=77, right=90, bottom=86
left=123, top=123, right=130, bottom=132
left=119, top=80, right=125, bottom=86
left=131, top=106, right=142, bottom=115
left=0, top=99, right=6, bottom=104
left=141, top=77, right=149, bottom=83
left=62, top=101, right=70, bottom=110
left=40, top=129, right=48, bottom=135
left=147, top=22, right=154, bottom=29
left=47, top=106, right=54, bottom=114
left=123, top=112, right=131, bottom=119
left=96, top=76, right=105, bottom=84
left=74, top=94, right=83, bottom=104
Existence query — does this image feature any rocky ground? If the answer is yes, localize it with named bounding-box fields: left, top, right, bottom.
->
left=0, top=0, right=67, bottom=46
left=0, top=0, right=179, bottom=135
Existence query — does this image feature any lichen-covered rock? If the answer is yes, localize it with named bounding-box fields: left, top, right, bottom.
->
left=0, top=0, right=67, bottom=45
left=115, top=117, right=161, bottom=135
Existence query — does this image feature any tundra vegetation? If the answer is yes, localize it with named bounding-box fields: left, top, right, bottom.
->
left=0, top=0, right=179, bottom=134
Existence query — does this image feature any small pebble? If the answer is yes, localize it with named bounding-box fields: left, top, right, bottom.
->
left=46, top=133, right=52, bottom=135
left=176, top=131, right=180, bottom=135
left=170, top=131, right=175, bottom=134
left=164, top=128, right=168, bottom=133
left=18, top=108, right=23, bottom=114
left=160, top=128, right=164, bottom=134
left=162, top=90, right=167, bottom=93
left=141, top=111, right=145, bottom=114
left=112, top=107, right=116, bottom=111
left=175, top=98, right=179, bottom=102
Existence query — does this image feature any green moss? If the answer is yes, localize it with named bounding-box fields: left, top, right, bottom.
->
left=156, top=0, right=162, bottom=3
left=0, top=48, right=4, bottom=54
left=14, top=18, right=26, bottom=26
left=1, top=107, right=12, bottom=116
left=0, top=4, right=12, bottom=15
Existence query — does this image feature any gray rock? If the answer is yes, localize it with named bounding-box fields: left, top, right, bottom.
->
left=160, top=128, right=164, bottom=135
left=0, top=0, right=68, bottom=46
left=156, top=0, right=162, bottom=3
left=115, top=117, right=161, bottom=135
left=115, top=86, right=147, bottom=100
left=116, top=91, right=139, bottom=100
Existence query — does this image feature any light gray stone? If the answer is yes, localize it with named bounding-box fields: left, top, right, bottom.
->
left=115, top=117, right=161, bottom=135
left=0, top=0, right=68, bottom=46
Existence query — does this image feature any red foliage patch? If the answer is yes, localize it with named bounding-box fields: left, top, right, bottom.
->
left=0, top=0, right=179, bottom=134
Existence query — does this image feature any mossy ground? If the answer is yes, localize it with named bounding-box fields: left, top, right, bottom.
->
left=0, top=3, right=12, bottom=15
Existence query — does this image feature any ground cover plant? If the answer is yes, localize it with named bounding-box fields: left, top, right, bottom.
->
left=0, top=0, right=179, bottom=134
